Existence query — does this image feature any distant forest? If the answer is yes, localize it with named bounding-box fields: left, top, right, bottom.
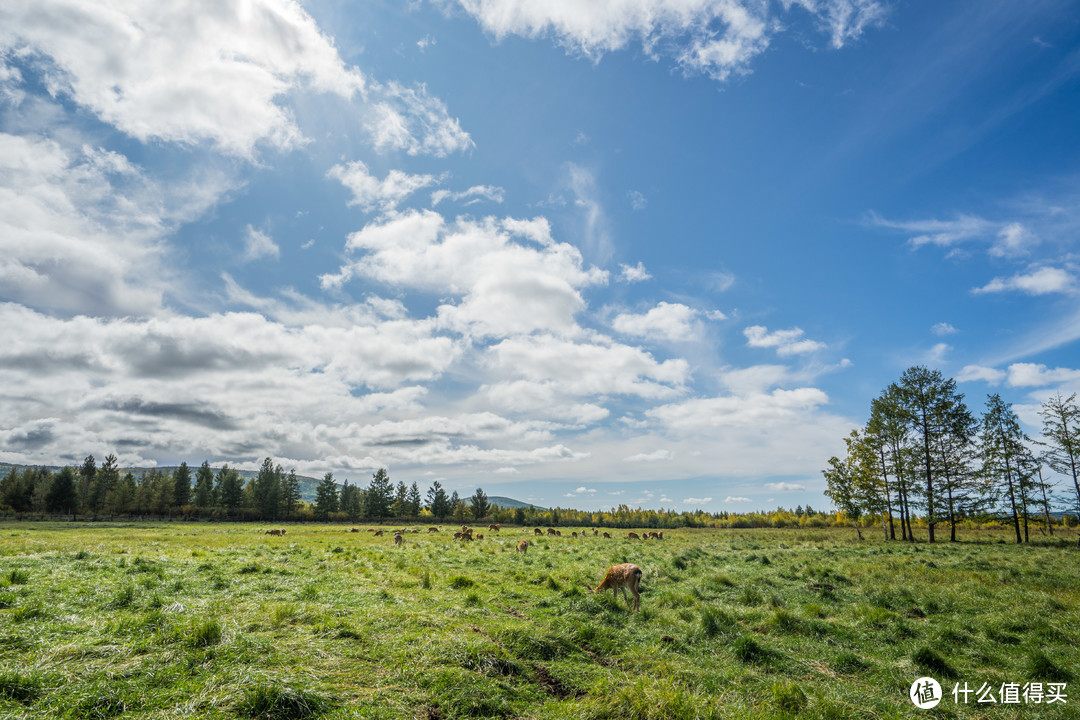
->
left=822, top=365, right=1080, bottom=546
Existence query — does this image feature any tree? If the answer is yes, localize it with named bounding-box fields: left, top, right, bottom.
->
left=981, top=394, right=1029, bottom=544
left=173, top=462, right=192, bottom=509
left=869, top=387, right=916, bottom=541
left=78, top=455, right=96, bottom=513
left=365, top=469, right=393, bottom=520
left=194, top=461, right=215, bottom=507
left=1039, top=393, right=1080, bottom=547
left=315, top=472, right=339, bottom=519
left=216, top=465, right=243, bottom=512
left=450, top=491, right=466, bottom=523
left=470, top=487, right=491, bottom=521
left=253, top=457, right=282, bottom=520
left=897, top=366, right=966, bottom=543
left=408, top=482, right=422, bottom=517
left=427, top=481, right=450, bottom=520
left=823, top=455, right=863, bottom=539
left=392, top=481, right=410, bottom=518
left=45, top=466, right=78, bottom=515
left=340, top=480, right=362, bottom=520
left=282, top=469, right=302, bottom=519
left=106, top=472, right=137, bottom=515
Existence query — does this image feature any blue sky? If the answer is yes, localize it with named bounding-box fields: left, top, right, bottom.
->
left=2, top=0, right=1079, bottom=512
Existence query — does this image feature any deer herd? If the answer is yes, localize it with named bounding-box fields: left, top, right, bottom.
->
left=263, top=522, right=658, bottom=611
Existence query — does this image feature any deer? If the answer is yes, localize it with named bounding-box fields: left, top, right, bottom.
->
left=488, top=523, right=500, bottom=531
left=393, top=532, right=403, bottom=547
left=627, top=532, right=640, bottom=540
left=594, top=563, right=642, bottom=611
left=534, top=528, right=543, bottom=536
left=517, top=540, right=528, bottom=554
left=428, top=527, right=439, bottom=533
left=476, top=533, right=484, bottom=540
left=602, top=532, right=611, bottom=539
left=373, top=529, right=384, bottom=537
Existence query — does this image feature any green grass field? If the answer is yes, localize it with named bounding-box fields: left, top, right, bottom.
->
left=0, top=523, right=1076, bottom=719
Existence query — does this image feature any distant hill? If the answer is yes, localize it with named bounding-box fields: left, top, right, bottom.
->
left=489, top=496, right=545, bottom=510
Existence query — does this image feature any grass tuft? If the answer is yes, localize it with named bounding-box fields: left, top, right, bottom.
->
left=912, top=645, right=957, bottom=678
left=238, top=683, right=333, bottom=720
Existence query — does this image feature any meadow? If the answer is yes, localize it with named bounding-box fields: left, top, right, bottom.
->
left=0, top=523, right=1076, bottom=720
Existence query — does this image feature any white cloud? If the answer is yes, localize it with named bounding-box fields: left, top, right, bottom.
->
left=323, top=210, right=608, bottom=337
left=619, top=262, right=652, bottom=282
left=0, top=0, right=367, bottom=159
left=431, top=185, right=505, bottom=206
left=931, top=322, right=957, bottom=336
left=744, top=325, right=826, bottom=355
left=1005, top=363, right=1080, bottom=388
left=648, top=388, right=828, bottom=429
left=628, top=190, right=647, bottom=210
left=683, top=496, right=712, bottom=504
left=242, top=226, right=280, bottom=262
left=923, top=342, right=950, bottom=366
left=417, top=34, right=437, bottom=52
left=328, top=161, right=438, bottom=213
left=973, top=266, right=1074, bottom=296
left=0, top=134, right=226, bottom=316
left=957, top=365, right=1005, bottom=384
left=725, top=496, right=752, bottom=503
left=625, top=449, right=674, bottom=462
left=868, top=212, right=1038, bottom=258
left=763, top=482, right=805, bottom=492
left=453, top=0, right=887, bottom=81
left=612, top=302, right=703, bottom=343
left=367, top=81, right=474, bottom=157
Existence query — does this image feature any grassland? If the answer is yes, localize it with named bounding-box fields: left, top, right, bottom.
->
left=0, top=523, right=1076, bottom=719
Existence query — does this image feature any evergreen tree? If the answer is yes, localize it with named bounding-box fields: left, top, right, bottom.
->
left=392, top=481, right=410, bottom=518
left=408, top=482, right=422, bottom=517
left=106, top=472, right=137, bottom=515
left=315, top=472, right=339, bottom=519
left=470, top=487, right=491, bottom=521
left=450, top=491, right=466, bottom=523
left=253, top=457, right=282, bottom=520
left=194, top=461, right=215, bottom=507
left=340, top=480, right=363, bottom=520
left=426, top=481, right=449, bottom=520
left=217, top=465, right=243, bottom=512
left=365, top=468, right=393, bottom=520
left=282, top=469, right=302, bottom=519
left=45, top=466, right=78, bottom=515
left=173, top=462, right=192, bottom=508
left=88, top=454, right=120, bottom=514
left=78, top=455, right=96, bottom=513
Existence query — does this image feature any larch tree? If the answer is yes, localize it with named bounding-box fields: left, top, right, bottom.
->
left=980, top=394, right=1029, bottom=544
left=1039, top=393, right=1080, bottom=547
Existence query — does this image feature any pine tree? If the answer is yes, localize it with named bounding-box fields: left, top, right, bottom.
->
left=253, top=457, right=282, bottom=520
left=392, top=481, right=409, bottom=518
left=45, top=466, right=78, bottom=515
left=1039, top=393, right=1080, bottom=547
left=426, top=481, right=449, bottom=520
left=173, top=462, right=192, bottom=509
left=408, top=482, right=422, bottom=517
left=282, top=469, right=302, bottom=519
left=315, top=472, right=339, bottom=519
left=194, top=461, right=215, bottom=507
left=78, top=455, right=96, bottom=514
left=470, top=487, right=490, bottom=521
left=365, top=469, right=393, bottom=520
left=217, top=465, right=243, bottom=512
left=981, top=394, right=1029, bottom=544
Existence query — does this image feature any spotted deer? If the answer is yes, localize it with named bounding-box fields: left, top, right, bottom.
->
left=594, top=563, right=642, bottom=611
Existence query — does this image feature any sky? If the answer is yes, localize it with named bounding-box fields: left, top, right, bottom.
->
left=1, top=0, right=1079, bottom=513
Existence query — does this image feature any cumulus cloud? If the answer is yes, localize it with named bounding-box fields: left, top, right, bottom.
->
left=619, top=262, right=652, bottom=282
left=453, top=0, right=888, bottom=81
left=328, top=161, right=438, bottom=212
left=763, top=482, right=805, bottom=492
left=612, top=302, right=704, bottom=343
left=648, top=388, right=828, bottom=429
left=683, top=496, right=712, bottom=504
left=0, top=0, right=367, bottom=159
left=957, top=365, right=1005, bottom=384
left=1005, top=363, right=1080, bottom=388
left=322, top=210, right=608, bottom=337
left=725, top=496, right=752, bottom=503
left=972, top=266, right=1075, bottom=296
left=367, top=81, right=474, bottom=157
left=744, top=325, right=826, bottom=355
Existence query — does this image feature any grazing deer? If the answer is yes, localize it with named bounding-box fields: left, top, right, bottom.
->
left=476, top=533, right=484, bottom=540
left=350, top=528, right=360, bottom=533
left=627, top=532, right=640, bottom=540
left=602, top=532, right=611, bottom=539
left=394, top=532, right=403, bottom=547
left=546, top=528, right=557, bottom=536
left=428, top=527, right=439, bottom=533
left=571, top=532, right=578, bottom=538
left=373, top=529, right=384, bottom=537
left=488, top=523, right=500, bottom=531
left=517, top=540, right=528, bottom=554
left=594, top=563, right=642, bottom=611
left=593, top=529, right=598, bottom=536
left=534, top=528, right=543, bottom=536
left=657, top=531, right=663, bottom=539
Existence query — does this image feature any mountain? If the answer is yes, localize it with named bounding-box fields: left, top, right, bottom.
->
left=488, top=496, right=545, bottom=510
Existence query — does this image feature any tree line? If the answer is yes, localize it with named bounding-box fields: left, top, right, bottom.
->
left=823, top=365, right=1080, bottom=545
